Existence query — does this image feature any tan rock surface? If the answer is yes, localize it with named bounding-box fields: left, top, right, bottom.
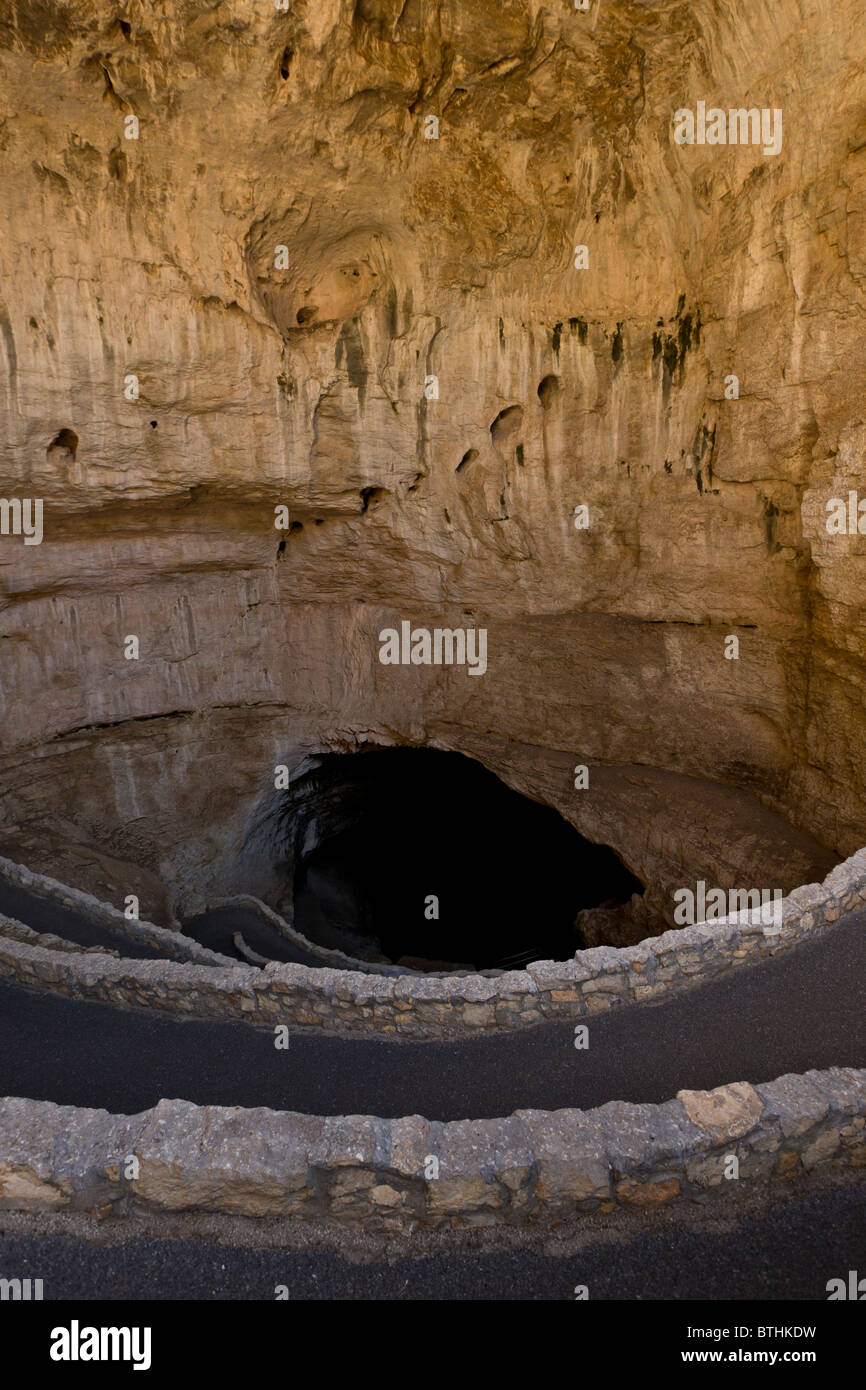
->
left=0, top=1, right=863, bottom=932
left=678, top=1082, right=764, bottom=1144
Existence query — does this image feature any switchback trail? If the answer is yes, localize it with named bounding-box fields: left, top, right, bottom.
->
left=1, top=907, right=865, bottom=1120
left=0, top=882, right=324, bottom=967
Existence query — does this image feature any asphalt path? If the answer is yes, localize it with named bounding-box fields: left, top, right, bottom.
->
left=181, top=906, right=326, bottom=967
left=2, top=1183, right=864, bottom=1299
left=0, top=881, right=171, bottom=961
left=1, top=907, right=865, bottom=1119
left=0, top=882, right=324, bottom=967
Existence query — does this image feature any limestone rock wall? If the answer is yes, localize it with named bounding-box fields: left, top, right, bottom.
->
left=1, top=0, right=865, bottom=923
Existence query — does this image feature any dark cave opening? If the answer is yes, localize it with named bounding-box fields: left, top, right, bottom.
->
left=286, top=748, right=643, bottom=971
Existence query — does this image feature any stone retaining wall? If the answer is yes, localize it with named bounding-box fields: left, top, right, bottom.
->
left=0, top=915, right=120, bottom=957
left=202, top=893, right=508, bottom=977
left=199, top=894, right=413, bottom=976
left=0, top=849, right=863, bottom=1035
left=1, top=1068, right=864, bottom=1228
left=0, top=856, right=236, bottom=968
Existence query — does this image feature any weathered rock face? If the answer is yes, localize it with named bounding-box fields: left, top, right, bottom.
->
left=0, top=0, right=863, bottom=935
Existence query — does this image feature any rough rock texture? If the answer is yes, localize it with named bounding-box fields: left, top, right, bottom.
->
left=1, top=1, right=863, bottom=931
left=1, top=846, right=864, bottom=1038
left=2, top=1068, right=866, bottom=1228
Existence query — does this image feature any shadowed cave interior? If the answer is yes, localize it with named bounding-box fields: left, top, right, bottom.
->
left=283, top=748, right=643, bottom=971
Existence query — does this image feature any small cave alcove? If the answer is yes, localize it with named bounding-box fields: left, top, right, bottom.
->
left=278, top=748, right=643, bottom=971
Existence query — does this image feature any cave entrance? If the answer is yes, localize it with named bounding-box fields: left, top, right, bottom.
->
left=285, top=747, right=642, bottom=971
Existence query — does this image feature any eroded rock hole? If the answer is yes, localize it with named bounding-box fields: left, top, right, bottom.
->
left=490, top=405, right=523, bottom=452
left=47, top=428, right=78, bottom=460
left=281, top=748, right=643, bottom=971
left=359, top=486, right=383, bottom=513
left=108, top=146, right=127, bottom=180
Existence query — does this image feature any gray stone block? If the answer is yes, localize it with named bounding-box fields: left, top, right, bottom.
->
left=514, top=1108, right=610, bottom=1205
left=805, top=1068, right=866, bottom=1116
left=755, top=1073, right=830, bottom=1138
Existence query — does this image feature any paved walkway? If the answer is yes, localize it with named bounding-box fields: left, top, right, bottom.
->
left=1, top=902, right=864, bottom=1119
